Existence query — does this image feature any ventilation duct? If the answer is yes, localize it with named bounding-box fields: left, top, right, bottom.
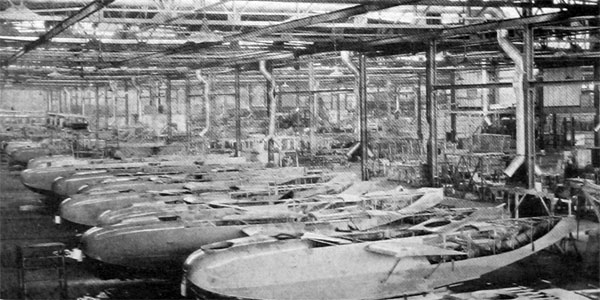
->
left=259, top=60, right=276, bottom=143
left=497, top=29, right=526, bottom=177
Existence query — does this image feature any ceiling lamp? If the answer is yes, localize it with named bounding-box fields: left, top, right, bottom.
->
left=47, top=71, right=63, bottom=78
left=329, top=66, right=344, bottom=77
left=188, top=16, right=223, bottom=43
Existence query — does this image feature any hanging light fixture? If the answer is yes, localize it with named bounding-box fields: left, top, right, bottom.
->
left=47, top=70, right=63, bottom=78
left=329, top=66, right=344, bottom=77
left=187, top=15, right=223, bottom=43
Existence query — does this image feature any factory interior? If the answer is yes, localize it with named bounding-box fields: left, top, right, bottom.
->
left=1, top=0, right=600, bottom=299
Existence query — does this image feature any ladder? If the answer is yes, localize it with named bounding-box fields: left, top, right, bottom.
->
left=17, top=242, right=67, bottom=300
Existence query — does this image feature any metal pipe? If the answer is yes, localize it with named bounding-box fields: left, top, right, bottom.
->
left=498, top=29, right=525, bottom=176
left=195, top=70, right=211, bottom=137
left=341, top=50, right=360, bottom=136
left=259, top=60, right=277, bottom=164
left=341, top=51, right=360, bottom=76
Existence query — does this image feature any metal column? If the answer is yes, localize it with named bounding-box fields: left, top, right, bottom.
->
left=416, top=75, right=423, bottom=141
left=166, top=78, right=172, bottom=144
left=104, top=87, right=109, bottom=129
left=449, top=71, right=457, bottom=142
left=112, top=86, right=117, bottom=127
left=426, top=39, right=438, bottom=186
left=95, top=85, right=100, bottom=141
left=235, top=66, right=242, bottom=157
left=66, top=88, right=72, bottom=114
left=523, top=13, right=536, bottom=189
left=536, top=71, right=545, bottom=150
left=124, top=81, right=129, bottom=126
left=308, top=59, right=316, bottom=155
left=359, top=54, right=369, bottom=181
left=185, top=78, right=191, bottom=142
left=82, top=86, right=87, bottom=116
left=45, top=89, right=50, bottom=112
left=593, top=36, right=600, bottom=166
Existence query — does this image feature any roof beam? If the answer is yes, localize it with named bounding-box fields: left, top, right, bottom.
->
left=2, top=0, right=114, bottom=66
left=231, top=0, right=597, bottom=9
left=223, top=2, right=414, bottom=42
left=119, top=0, right=419, bottom=66
left=368, top=11, right=578, bottom=47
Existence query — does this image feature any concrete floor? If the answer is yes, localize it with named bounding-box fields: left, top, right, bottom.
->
left=0, top=156, right=598, bottom=300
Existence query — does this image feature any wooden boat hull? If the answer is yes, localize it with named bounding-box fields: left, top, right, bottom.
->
left=80, top=221, right=336, bottom=273
left=26, top=155, right=79, bottom=169
left=94, top=172, right=360, bottom=226
left=9, top=147, right=53, bottom=166
left=183, top=217, right=576, bottom=300
left=60, top=192, right=220, bottom=227
left=51, top=173, right=119, bottom=199
left=61, top=168, right=336, bottom=226
left=20, top=160, right=202, bottom=196
left=79, top=192, right=448, bottom=277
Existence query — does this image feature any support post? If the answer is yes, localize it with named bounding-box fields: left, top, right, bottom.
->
left=553, top=114, right=558, bottom=148
left=235, top=66, right=242, bottom=157
left=124, top=81, right=129, bottom=126
left=416, top=74, right=423, bottom=141
left=571, top=117, right=576, bottom=147
left=58, top=89, right=63, bottom=113
left=523, top=7, right=536, bottom=189
left=104, top=87, right=109, bottom=129
left=563, top=117, right=568, bottom=147
left=185, top=78, right=191, bottom=142
left=449, top=71, right=457, bottom=142
left=594, top=47, right=600, bottom=166
left=46, top=89, right=50, bottom=112
left=66, top=88, right=72, bottom=114
left=426, top=39, right=438, bottom=186
left=537, top=70, right=545, bottom=150
left=359, top=54, right=369, bottom=181
left=95, top=85, right=100, bottom=145
left=166, top=78, right=173, bottom=144
left=136, top=83, right=142, bottom=123
left=112, top=87, right=117, bottom=127
left=308, top=59, right=316, bottom=155
left=334, top=94, right=339, bottom=125
left=80, top=86, right=86, bottom=116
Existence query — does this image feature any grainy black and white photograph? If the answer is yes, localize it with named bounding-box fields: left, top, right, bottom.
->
left=0, top=0, right=599, bottom=299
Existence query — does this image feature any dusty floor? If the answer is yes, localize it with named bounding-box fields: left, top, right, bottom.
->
left=0, top=156, right=598, bottom=300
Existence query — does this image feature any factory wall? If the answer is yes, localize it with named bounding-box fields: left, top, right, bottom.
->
left=0, top=86, right=46, bottom=111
